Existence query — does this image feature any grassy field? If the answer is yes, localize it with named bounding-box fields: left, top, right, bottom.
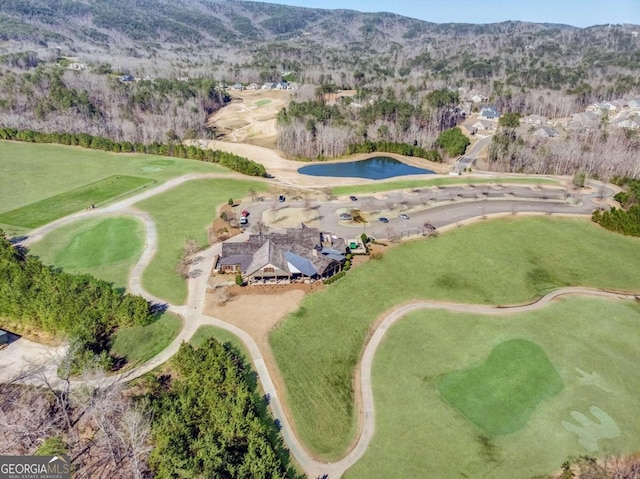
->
left=255, top=99, right=272, bottom=107
left=136, top=178, right=268, bottom=304
left=331, top=176, right=559, bottom=196
left=0, top=141, right=226, bottom=218
left=28, top=216, right=144, bottom=290
left=345, top=298, right=640, bottom=479
left=0, top=175, right=153, bottom=229
left=111, top=312, right=182, bottom=367
left=269, top=217, right=640, bottom=458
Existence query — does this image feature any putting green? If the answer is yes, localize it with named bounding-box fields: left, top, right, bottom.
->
left=438, top=339, right=564, bottom=436
left=28, top=216, right=144, bottom=289
left=345, top=297, right=640, bottom=479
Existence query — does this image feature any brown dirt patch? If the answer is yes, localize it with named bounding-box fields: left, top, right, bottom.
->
left=207, top=90, right=291, bottom=148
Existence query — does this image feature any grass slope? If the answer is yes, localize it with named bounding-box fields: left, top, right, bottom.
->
left=137, top=178, right=268, bottom=304
left=0, top=141, right=225, bottom=217
left=270, top=217, right=640, bottom=458
left=0, top=175, right=153, bottom=228
left=331, top=176, right=558, bottom=196
left=110, top=312, right=182, bottom=367
left=28, top=216, right=144, bottom=290
left=345, top=298, right=640, bottom=479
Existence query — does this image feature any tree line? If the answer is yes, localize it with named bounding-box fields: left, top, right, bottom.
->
left=0, top=128, right=267, bottom=177
left=145, top=338, right=298, bottom=478
left=0, top=231, right=153, bottom=371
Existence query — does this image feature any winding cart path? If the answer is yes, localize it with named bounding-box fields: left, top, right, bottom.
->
left=3, top=173, right=637, bottom=478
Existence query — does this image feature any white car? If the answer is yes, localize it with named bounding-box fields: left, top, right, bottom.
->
left=399, top=213, right=409, bottom=220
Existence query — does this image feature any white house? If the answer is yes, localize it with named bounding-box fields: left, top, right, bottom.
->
left=523, top=114, right=548, bottom=126
left=534, top=127, right=559, bottom=138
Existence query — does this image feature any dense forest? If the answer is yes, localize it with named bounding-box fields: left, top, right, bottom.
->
left=146, top=339, right=296, bottom=478
left=0, top=230, right=153, bottom=370
left=1, top=1, right=640, bottom=175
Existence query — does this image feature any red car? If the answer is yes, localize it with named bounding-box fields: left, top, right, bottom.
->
left=241, top=209, right=249, bottom=217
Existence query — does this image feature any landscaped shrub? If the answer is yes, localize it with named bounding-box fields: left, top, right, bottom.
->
left=323, top=271, right=346, bottom=285
left=235, top=274, right=244, bottom=286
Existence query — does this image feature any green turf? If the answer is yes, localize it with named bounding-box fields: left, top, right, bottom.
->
left=28, top=216, right=144, bottom=290
left=110, top=312, right=182, bottom=367
left=345, top=298, right=640, bottom=479
left=190, top=325, right=248, bottom=357
left=136, top=178, right=268, bottom=304
left=269, top=217, right=640, bottom=458
left=0, top=141, right=226, bottom=216
left=255, top=99, right=272, bottom=107
left=0, top=175, right=153, bottom=228
left=438, top=339, right=564, bottom=436
left=331, top=176, right=558, bottom=196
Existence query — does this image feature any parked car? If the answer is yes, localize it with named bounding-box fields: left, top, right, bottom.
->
left=399, top=213, right=409, bottom=220
left=240, top=217, right=248, bottom=225
left=379, top=217, right=389, bottom=223
left=241, top=209, right=249, bottom=217
left=349, top=195, right=358, bottom=201
left=278, top=195, right=286, bottom=202
left=339, top=213, right=353, bottom=221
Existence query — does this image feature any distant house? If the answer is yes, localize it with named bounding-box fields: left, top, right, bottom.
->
left=261, top=82, right=277, bottom=90
left=119, top=74, right=134, bottom=83
left=176, top=76, right=190, bottom=82
left=523, top=114, right=548, bottom=126
left=534, top=127, right=559, bottom=138
left=629, top=99, right=640, bottom=110
left=217, top=225, right=345, bottom=283
left=231, top=83, right=244, bottom=90
left=472, top=120, right=495, bottom=131
left=615, top=119, right=640, bottom=129
left=246, top=83, right=259, bottom=90
left=68, top=62, right=87, bottom=71
left=479, top=106, right=500, bottom=120
left=275, top=81, right=289, bottom=90
left=569, top=112, right=600, bottom=130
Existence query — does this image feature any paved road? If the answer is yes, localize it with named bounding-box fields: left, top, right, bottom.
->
left=1, top=173, right=632, bottom=478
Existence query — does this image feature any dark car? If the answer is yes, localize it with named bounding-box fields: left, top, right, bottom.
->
left=278, top=195, right=286, bottom=202
left=350, top=195, right=358, bottom=201
left=379, top=217, right=389, bottom=223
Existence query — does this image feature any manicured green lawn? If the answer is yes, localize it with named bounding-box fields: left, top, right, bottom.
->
left=28, top=216, right=144, bottom=290
left=438, top=339, right=564, bottom=436
left=110, top=312, right=182, bottom=367
left=0, top=141, right=226, bottom=215
left=269, top=217, right=640, bottom=458
left=345, top=298, right=640, bottom=479
left=255, top=99, right=272, bottom=107
left=136, top=178, right=268, bottom=304
left=331, top=176, right=558, bottom=196
left=0, top=175, right=153, bottom=228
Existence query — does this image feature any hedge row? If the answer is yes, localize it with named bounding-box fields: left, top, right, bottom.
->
left=0, top=128, right=267, bottom=177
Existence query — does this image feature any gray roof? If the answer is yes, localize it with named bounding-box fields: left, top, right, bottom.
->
left=245, top=239, right=288, bottom=276
left=285, top=252, right=318, bottom=277
left=219, top=225, right=343, bottom=277
left=218, top=254, right=253, bottom=272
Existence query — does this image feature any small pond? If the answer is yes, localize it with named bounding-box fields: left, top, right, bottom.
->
left=297, top=156, right=435, bottom=180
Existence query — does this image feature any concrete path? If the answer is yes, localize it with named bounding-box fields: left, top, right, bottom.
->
left=3, top=173, right=637, bottom=478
